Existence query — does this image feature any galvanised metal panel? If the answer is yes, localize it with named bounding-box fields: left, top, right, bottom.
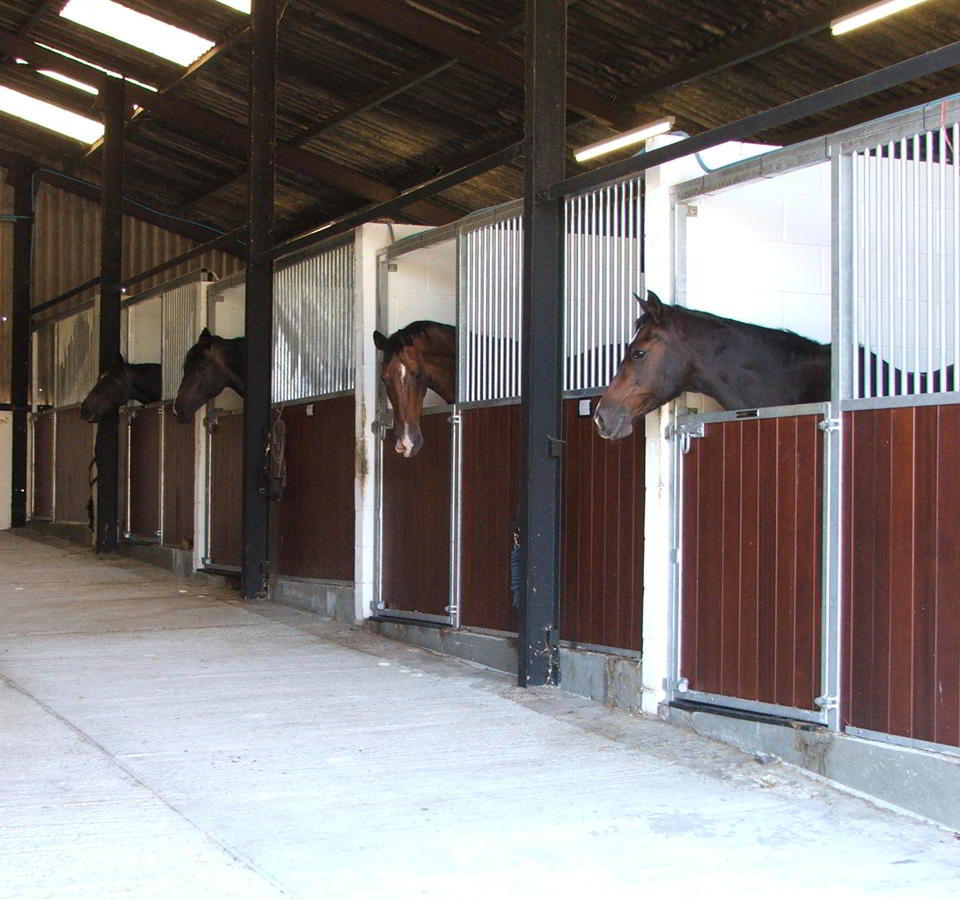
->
left=32, top=324, right=55, bottom=407
left=459, top=214, right=522, bottom=404
left=273, top=237, right=355, bottom=402
left=55, top=307, right=97, bottom=408
left=564, top=177, right=644, bottom=394
left=161, top=275, right=207, bottom=400
left=849, top=117, right=960, bottom=401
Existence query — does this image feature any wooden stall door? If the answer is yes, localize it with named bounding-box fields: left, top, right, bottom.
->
left=460, top=404, right=520, bottom=633
left=55, top=408, right=96, bottom=525
left=843, top=405, right=960, bottom=749
left=379, top=412, right=452, bottom=619
left=128, top=406, right=162, bottom=541
left=207, top=412, right=243, bottom=569
left=32, top=412, right=55, bottom=519
left=561, top=398, right=645, bottom=652
left=271, top=397, right=355, bottom=581
left=162, top=403, right=195, bottom=550
left=679, top=412, right=823, bottom=716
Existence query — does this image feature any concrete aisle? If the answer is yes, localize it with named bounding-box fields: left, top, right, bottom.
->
left=0, top=531, right=957, bottom=899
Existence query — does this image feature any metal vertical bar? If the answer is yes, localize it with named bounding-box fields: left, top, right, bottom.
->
left=954, top=122, right=959, bottom=390
left=913, top=133, right=921, bottom=383
left=10, top=161, right=32, bottom=527
left=520, top=0, right=564, bottom=687
left=96, top=79, right=125, bottom=554
left=242, top=0, right=278, bottom=598
left=885, top=142, right=894, bottom=396
left=939, top=125, right=947, bottom=385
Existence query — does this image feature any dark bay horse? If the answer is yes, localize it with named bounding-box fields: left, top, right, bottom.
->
left=173, top=327, right=246, bottom=423
left=80, top=353, right=162, bottom=422
left=373, top=321, right=455, bottom=457
left=594, top=291, right=831, bottom=440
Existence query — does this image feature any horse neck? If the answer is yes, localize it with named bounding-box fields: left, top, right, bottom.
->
left=678, top=313, right=828, bottom=408
left=127, top=364, right=162, bottom=405
left=420, top=329, right=455, bottom=403
left=221, top=338, right=246, bottom=395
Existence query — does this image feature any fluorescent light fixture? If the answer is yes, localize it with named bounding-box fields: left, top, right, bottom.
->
left=831, top=0, right=931, bottom=35
left=60, top=0, right=214, bottom=66
left=574, top=116, right=676, bottom=163
left=0, top=85, right=104, bottom=143
left=36, top=42, right=158, bottom=92
left=214, top=0, right=250, bottom=11
left=39, top=69, right=99, bottom=94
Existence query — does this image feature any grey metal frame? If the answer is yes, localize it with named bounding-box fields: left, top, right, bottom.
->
left=669, top=401, right=834, bottom=727
left=668, top=93, right=960, bottom=741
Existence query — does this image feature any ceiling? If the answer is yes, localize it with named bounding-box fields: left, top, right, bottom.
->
left=0, top=0, right=958, bottom=247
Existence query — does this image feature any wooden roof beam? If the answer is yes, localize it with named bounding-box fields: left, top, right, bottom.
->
left=0, top=32, right=458, bottom=225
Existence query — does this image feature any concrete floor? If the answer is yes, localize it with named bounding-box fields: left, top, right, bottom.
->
left=1, top=532, right=958, bottom=899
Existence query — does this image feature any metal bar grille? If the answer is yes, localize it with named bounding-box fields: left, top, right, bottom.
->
left=850, top=116, right=960, bottom=400
left=273, top=238, right=355, bottom=402
left=564, top=177, right=643, bottom=393
left=162, top=278, right=205, bottom=400
left=55, top=307, right=97, bottom=408
left=459, top=215, right=522, bottom=403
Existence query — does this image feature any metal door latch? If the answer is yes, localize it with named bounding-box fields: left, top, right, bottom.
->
left=814, top=694, right=838, bottom=710
left=818, top=418, right=841, bottom=433
left=668, top=421, right=704, bottom=454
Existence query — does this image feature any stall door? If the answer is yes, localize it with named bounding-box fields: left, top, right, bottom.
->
left=377, top=409, right=455, bottom=623
left=205, top=411, right=243, bottom=571
left=675, top=403, right=829, bottom=723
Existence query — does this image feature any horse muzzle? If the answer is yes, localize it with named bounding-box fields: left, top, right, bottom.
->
left=593, top=399, right=635, bottom=441
left=394, top=425, right=423, bottom=458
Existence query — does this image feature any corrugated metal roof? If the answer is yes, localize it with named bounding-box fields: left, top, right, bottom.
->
left=0, top=0, right=958, bottom=242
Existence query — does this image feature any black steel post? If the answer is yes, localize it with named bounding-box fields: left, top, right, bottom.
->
left=96, top=79, right=125, bottom=554
left=10, top=161, right=33, bottom=527
left=241, top=0, right=277, bottom=598
left=518, top=0, right=566, bottom=686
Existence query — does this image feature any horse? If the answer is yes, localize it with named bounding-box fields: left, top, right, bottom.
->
left=594, top=291, right=832, bottom=440
left=172, top=327, right=246, bottom=423
left=373, top=321, right=455, bottom=457
left=79, top=353, right=162, bottom=422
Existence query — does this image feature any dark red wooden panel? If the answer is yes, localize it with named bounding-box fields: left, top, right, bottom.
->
left=561, top=398, right=644, bottom=652
left=460, top=404, right=520, bottom=632
left=381, top=412, right=451, bottom=616
left=680, top=414, right=823, bottom=711
left=32, top=412, right=54, bottom=519
left=54, top=408, right=96, bottom=525
left=843, top=405, right=960, bottom=748
left=209, top=412, right=243, bottom=569
left=128, top=406, right=161, bottom=540
left=162, top=403, right=195, bottom=550
left=271, top=397, right=355, bottom=581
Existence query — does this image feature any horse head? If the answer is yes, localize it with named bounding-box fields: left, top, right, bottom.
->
left=173, top=328, right=245, bottom=423
left=373, top=322, right=455, bottom=458
left=80, top=353, right=137, bottom=422
left=594, top=291, right=693, bottom=440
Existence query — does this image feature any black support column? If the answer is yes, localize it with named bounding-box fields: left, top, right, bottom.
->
left=10, top=161, right=32, bottom=527
left=518, top=0, right=566, bottom=686
left=241, top=0, right=277, bottom=598
left=96, top=79, right=125, bottom=554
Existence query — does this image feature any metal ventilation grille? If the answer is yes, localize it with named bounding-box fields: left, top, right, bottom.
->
left=55, top=307, right=97, bottom=408
left=459, top=214, right=523, bottom=404
left=273, top=237, right=355, bottom=403
left=564, top=177, right=644, bottom=393
left=162, top=278, right=205, bottom=400
left=851, top=123, right=960, bottom=399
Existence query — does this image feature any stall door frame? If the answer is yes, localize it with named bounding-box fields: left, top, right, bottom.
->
left=371, top=247, right=461, bottom=627
left=669, top=401, right=842, bottom=726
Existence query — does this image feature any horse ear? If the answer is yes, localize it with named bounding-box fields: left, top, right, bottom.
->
left=198, top=327, right=213, bottom=347
left=637, top=289, right=665, bottom=325
left=373, top=330, right=388, bottom=351
left=113, top=351, right=126, bottom=370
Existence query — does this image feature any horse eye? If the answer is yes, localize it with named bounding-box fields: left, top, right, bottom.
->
left=630, top=348, right=646, bottom=360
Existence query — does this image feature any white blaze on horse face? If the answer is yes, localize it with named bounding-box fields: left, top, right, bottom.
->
left=397, top=424, right=417, bottom=457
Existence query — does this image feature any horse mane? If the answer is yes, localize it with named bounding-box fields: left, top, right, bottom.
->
left=654, top=305, right=828, bottom=363
left=381, top=320, right=454, bottom=360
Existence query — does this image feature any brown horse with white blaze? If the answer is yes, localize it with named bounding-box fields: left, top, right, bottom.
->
left=172, top=327, right=246, bottom=423
left=594, top=291, right=832, bottom=440
left=373, top=321, right=455, bottom=457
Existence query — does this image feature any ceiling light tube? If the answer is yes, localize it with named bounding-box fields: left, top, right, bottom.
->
left=574, top=116, right=676, bottom=163
left=831, top=0, right=931, bottom=36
